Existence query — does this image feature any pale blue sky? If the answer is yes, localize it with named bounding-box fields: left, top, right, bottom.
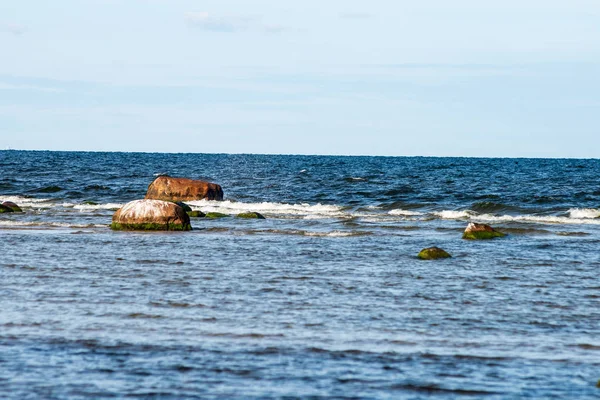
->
left=1, top=0, right=599, bottom=156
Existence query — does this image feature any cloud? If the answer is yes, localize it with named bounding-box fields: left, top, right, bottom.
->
left=0, top=23, right=26, bottom=35
left=185, top=12, right=288, bottom=34
left=339, top=12, right=372, bottom=20
left=184, top=12, right=243, bottom=32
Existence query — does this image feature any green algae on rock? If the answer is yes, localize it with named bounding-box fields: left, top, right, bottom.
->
left=462, top=222, right=506, bottom=240
left=236, top=212, right=266, bottom=219
left=187, top=210, right=206, bottom=218
left=0, top=204, right=14, bottom=213
left=205, top=212, right=229, bottom=219
left=2, top=202, right=23, bottom=212
left=111, top=199, right=191, bottom=231
left=417, top=247, right=452, bottom=260
left=175, top=202, right=192, bottom=212
left=110, top=222, right=191, bottom=231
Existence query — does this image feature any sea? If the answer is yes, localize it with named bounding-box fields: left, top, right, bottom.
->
left=1, top=150, right=599, bottom=399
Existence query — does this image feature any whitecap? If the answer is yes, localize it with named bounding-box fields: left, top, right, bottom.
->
left=434, top=210, right=476, bottom=219
left=389, top=209, right=424, bottom=216
left=0, top=195, right=54, bottom=208
left=186, top=200, right=347, bottom=219
left=433, top=210, right=600, bottom=226
left=303, top=231, right=361, bottom=237
left=568, top=208, right=600, bottom=219
left=73, top=203, right=123, bottom=211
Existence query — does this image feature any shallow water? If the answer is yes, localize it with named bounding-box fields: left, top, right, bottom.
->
left=1, top=151, right=599, bottom=398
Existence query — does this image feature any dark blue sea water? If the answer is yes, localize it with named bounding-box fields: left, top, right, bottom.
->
left=1, top=151, right=599, bottom=399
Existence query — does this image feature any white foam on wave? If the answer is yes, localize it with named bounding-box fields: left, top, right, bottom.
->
left=434, top=210, right=600, bottom=225
left=388, top=209, right=424, bottom=216
left=434, top=210, right=476, bottom=219
left=568, top=208, right=600, bottom=219
left=0, top=220, right=106, bottom=228
left=186, top=200, right=347, bottom=219
left=73, top=203, right=123, bottom=211
left=303, top=231, right=359, bottom=237
left=0, top=195, right=54, bottom=208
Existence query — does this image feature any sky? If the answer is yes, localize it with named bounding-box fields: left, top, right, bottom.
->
left=0, top=0, right=599, bottom=157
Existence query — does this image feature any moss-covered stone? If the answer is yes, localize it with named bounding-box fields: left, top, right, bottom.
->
left=2, top=202, right=22, bottom=212
left=205, top=212, right=229, bottom=219
left=187, top=210, right=206, bottom=218
left=83, top=200, right=98, bottom=205
left=110, top=222, right=192, bottom=231
left=175, top=201, right=192, bottom=212
left=462, top=222, right=506, bottom=240
left=0, top=204, right=14, bottom=213
left=236, top=212, right=266, bottom=219
left=596, top=379, right=600, bottom=388
left=417, top=247, right=452, bottom=260
left=462, top=230, right=506, bottom=240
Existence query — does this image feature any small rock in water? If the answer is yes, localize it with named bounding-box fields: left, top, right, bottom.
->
left=176, top=202, right=192, bottom=212
left=1, top=202, right=22, bottom=212
left=418, top=247, right=451, bottom=260
left=462, top=222, right=505, bottom=240
left=187, top=210, right=206, bottom=218
left=0, top=204, right=14, bottom=213
left=236, top=212, right=266, bottom=219
left=111, top=199, right=191, bottom=231
left=205, top=212, right=229, bottom=219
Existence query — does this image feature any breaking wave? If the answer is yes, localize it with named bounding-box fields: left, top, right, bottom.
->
left=186, top=200, right=347, bottom=219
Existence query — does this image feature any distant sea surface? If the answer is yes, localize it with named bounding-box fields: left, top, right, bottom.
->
left=1, top=151, right=599, bottom=399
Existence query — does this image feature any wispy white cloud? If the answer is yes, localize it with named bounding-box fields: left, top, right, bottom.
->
left=0, top=22, right=26, bottom=35
left=184, top=12, right=243, bottom=32
left=0, top=82, right=65, bottom=92
left=184, top=12, right=288, bottom=34
left=339, top=12, right=372, bottom=20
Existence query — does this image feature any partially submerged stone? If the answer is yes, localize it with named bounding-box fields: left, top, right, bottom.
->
left=2, top=201, right=23, bottom=212
left=146, top=176, right=224, bottom=202
left=187, top=210, right=206, bottom=218
left=418, top=247, right=452, bottom=260
left=111, top=199, right=191, bottom=231
left=236, top=212, right=266, bottom=219
left=0, top=204, right=14, bottom=213
left=175, top=201, right=192, bottom=212
left=462, top=222, right=505, bottom=240
left=205, top=212, right=229, bottom=219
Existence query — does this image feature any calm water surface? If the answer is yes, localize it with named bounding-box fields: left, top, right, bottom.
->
left=1, top=151, right=599, bottom=399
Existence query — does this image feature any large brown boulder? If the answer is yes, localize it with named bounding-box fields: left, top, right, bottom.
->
left=111, top=199, right=191, bottom=231
left=145, top=176, right=223, bottom=202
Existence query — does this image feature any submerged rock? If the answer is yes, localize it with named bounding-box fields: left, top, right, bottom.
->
left=418, top=247, right=451, bottom=260
left=175, top=201, right=192, bottom=212
left=205, top=212, right=229, bottom=219
left=462, top=222, right=505, bottom=240
left=111, top=199, right=191, bottom=231
left=146, top=176, right=224, bottom=202
left=187, top=210, right=206, bottom=218
left=2, top=201, right=22, bottom=212
left=0, top=204, right=14, bottom=213
left=236, top=212, right=266, bottom=219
